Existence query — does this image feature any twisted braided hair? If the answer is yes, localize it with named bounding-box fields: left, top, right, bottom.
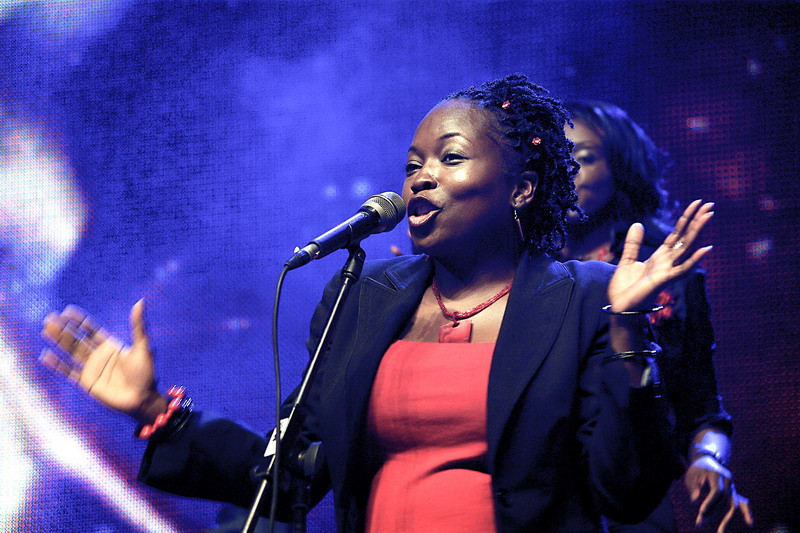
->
left=446, top=74, right=579, bottom=255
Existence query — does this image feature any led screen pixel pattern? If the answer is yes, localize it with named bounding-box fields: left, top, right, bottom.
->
left=1, top=2, right=797, bottom=531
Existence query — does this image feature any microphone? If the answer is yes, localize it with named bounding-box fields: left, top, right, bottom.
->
left=285, top=191, right=406, bottom=270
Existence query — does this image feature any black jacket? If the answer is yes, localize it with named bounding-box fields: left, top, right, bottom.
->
left=139, top=252, right=682, bottom=532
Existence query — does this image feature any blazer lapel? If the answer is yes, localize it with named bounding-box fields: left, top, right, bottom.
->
left=487, top=252, right=574, bottom=459
left=344, top=256, right=433, bottom=423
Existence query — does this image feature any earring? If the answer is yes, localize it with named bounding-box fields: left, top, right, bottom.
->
left=513, top=208, right=526, bottom=244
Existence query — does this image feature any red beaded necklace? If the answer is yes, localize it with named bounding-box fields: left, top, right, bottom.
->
left=431, top=278, right=513, bottom=343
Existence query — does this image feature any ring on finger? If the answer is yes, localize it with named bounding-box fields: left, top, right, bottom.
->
left=71, top=328, right=97, bottom=352
left=672, top=241, right=685, bottom=250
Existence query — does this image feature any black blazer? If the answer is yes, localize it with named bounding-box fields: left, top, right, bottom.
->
left=140, top=251, right=680, bottom=532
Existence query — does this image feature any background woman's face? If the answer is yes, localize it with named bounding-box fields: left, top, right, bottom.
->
left=566, top=119, right=613, bottom=219
left=403, top=101, right=515, bottom=257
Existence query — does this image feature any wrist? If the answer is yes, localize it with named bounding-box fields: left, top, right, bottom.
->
left=134, top=389, right=169, bottom=425
left=609, top=314, right=653, bottom=353
left=691, top=445, right=728, bottom=466
left=690, top=428, right=731, bottom=466
left=135, top=386, right=192, bottom=440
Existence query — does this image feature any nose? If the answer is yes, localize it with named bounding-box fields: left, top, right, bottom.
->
left=409, top=163, right=437, bottom=194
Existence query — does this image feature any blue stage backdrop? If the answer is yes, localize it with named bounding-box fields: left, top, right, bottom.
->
left=0, top=1, right=797, bottom=531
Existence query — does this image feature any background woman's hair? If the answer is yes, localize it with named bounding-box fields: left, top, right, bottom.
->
left=447, top=74, right=578, bottom=255
left=566, top=100, right=674, bottom=225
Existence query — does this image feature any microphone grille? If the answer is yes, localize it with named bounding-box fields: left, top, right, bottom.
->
left=363, top=192, right=406, bottom=232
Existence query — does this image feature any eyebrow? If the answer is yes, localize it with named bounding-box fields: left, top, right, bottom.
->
left=408, top=132, right=468, bottom=154
left=572, top=141, right=602, bottom=150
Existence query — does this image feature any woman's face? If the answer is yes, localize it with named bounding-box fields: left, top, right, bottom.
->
left=566, top=118, right=613, bottom=219
left=402, top=100, right=518, bottom=258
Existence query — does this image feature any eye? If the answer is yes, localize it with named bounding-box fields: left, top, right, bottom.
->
left=442, top=152, right=466, bottom=164
left=405, top=160, right=422, bottom=175
left=574, top=151, right=599, bottom=165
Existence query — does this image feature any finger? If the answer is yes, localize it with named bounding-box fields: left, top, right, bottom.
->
left=690, top=481, right=702, bottom=503
left=71, top=329, right=106, bottom=365
left=70, top=322, right=107, bottom=359
left=680, top=202, right=713, bottom=238
left=42, top=312, right=62, bottom=341
left=42, top=306, right=91, bottom=346
left=42, top=312, right=74, bottom=344
left=717, top=499, right=737, bottom=533
left=49, top=321, right=105, bottom=366
left=697, top=486, right=724, bottom=526
left=618, top=223, right=644, bottom=266
left=130, top=299, right=150, bottom=351
left=678, top=202, right=714, bottom=252
left=39, top=349, right=82, bottom=383
left=664, top=199, right=703, bottom=248
left=739, top=495, right=754, bottom=526
left=670, top=245, right=713, bottom=279
left=63, top=305, right=110, bottom=345
left=42, top=311, right=109, bottom=361
left=672, top=204, right=714, bottom=260
left=684, top=469, right=703, bottom=502
left=55, top=322, right=88, bottom=356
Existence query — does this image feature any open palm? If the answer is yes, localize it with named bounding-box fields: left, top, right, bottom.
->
left=41, top=300, right=160, bottom=421
left=608, top=200, right=714, bottom=312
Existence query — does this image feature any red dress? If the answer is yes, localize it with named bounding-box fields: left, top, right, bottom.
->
left=365, top=340, right=496, bottom=533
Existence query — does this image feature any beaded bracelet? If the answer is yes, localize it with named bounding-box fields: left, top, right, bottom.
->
left=602, top=304, right=664, bottom=315
left=602, top=348, right=662, bottom=365
left=136, top=385, right=192, bottom=439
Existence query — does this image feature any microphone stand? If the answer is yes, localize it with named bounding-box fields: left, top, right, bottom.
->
left=242, top=245, right=367, bottom=533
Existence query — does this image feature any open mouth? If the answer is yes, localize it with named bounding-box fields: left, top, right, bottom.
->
left=407, top=197, right=441, bottom=227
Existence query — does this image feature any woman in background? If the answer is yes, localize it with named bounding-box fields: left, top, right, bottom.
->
left=563, top=100, right=753, bottom=533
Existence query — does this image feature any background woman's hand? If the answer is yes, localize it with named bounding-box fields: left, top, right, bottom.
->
left=685, top=456, right=753, bottom=532
left=41, top=299, right=166, bottom=424
left=608, top=200, right=714, bottom=312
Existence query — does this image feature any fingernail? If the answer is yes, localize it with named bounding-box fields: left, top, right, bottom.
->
left=39, top=349, right=56, bottom=367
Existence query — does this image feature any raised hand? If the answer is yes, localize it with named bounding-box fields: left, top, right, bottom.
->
left=41, top=300, right=166, bottom=424
left=608, top=200, right=714, bottom=312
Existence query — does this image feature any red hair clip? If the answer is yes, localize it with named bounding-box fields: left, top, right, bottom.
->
left=531, top=137, right=542, bottom=145
left=501, top=101, right=511, bottom=109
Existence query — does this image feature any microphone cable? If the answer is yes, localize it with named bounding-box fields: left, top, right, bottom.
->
left=268, top=263, right=289, bottom=533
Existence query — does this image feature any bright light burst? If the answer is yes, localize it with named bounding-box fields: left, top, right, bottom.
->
left=0, top=119, right=179, bottom=532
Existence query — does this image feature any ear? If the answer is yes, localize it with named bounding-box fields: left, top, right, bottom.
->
left=510, top=171, right=538, bottom=209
